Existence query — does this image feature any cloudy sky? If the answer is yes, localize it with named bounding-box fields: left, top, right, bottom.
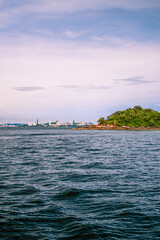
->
left=0, top=0, right=160, bottom=123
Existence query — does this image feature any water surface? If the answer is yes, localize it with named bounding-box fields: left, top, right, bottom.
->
left=0, top=128, right=160, bottom=239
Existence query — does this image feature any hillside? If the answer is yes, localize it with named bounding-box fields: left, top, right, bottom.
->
left=98, top=106, right=160, bottom=128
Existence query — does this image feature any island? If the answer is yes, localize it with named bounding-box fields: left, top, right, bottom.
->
left=73, top=106, right=160, bottom=130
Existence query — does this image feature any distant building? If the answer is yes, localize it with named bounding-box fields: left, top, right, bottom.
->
left=77, top=121, right=84, bottom=126
left=28, top=122, right=36, bottom=126
left=66, top=121, right=73, bottom=125
left=56, top=120, right=61, bottom=125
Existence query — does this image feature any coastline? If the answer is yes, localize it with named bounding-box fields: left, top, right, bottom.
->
left=72, top=124, right=160, bottom=131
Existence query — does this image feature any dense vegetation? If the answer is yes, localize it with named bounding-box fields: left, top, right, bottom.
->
left=98, top=106, right=160, bottom=127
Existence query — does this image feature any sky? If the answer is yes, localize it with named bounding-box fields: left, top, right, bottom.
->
left=0, top=0, right=160, bottom=123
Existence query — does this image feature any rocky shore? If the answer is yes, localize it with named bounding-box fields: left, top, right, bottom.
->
left=72, top=124, right=160, bottom=130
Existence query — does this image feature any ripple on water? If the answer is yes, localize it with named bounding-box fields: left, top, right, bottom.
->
left=0, top=128, right=160, bottom=240
left=10, top=186, right=39, bottom=196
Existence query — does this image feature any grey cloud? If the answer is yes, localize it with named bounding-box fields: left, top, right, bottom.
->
left=55, top=84, right=111, bottom=92
left=114, top=76, right=157, bottom=85
left=14, top=87, right=44, bottom=92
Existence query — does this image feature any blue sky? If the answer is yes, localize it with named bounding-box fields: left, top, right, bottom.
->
left=0, top=0, right=160, bottom=123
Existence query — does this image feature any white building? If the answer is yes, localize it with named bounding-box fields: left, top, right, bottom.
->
left=28, top=122, right=36, bottom=126
left=56, top=120, right=61, bottom=125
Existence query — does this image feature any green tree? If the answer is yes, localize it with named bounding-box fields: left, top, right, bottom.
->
left=98, top=106, right=160, bottom=127
left=134, top=105, right=142, bottom=110
left=98, top=117, right=105, bottom=124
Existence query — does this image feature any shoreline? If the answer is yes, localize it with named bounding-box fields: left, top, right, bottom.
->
left=72, top=125, right=160, bottom=131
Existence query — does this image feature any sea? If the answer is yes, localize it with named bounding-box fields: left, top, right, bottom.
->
left=0, top=128, right=160, bottom=240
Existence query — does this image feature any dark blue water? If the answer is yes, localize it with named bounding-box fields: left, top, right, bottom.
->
left=0, top=128, right=160, bottom=240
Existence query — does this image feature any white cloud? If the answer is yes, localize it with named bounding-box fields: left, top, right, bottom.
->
left=92, top=37, right=104, bottom=42
left=0, top=0, right=4, bottom=7
left=64, top=30, right=86, bottom=39
left=30, top=0, right=160, bottom=13
left=55, top=84, right=112, bottom=91
left=0, top=1, right=159, bottom=122
left=0, top=34, right=160, bottom=122
left=0, top=0, right=160, bottom=30
left=0, top=7, right=24, bottom=29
